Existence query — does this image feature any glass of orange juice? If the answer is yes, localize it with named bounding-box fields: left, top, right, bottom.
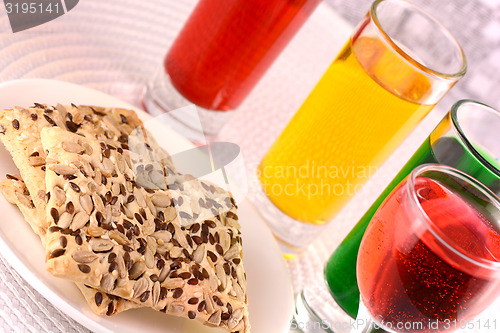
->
left=256, top=0, right=466, bottom=255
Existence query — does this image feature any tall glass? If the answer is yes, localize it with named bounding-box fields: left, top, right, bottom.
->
left=356, top=164, right=500, bottom=332
left=256, top=0, right=466, bottom=254
left=327, top=99, right=500, bottom=319
left=295, top=100, right=500, bottom=333
left=142, top=0, right=321, bottom=138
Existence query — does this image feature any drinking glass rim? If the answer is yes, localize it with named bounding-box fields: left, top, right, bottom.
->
left=370, top=0, right=467, bottom=80
left=451, top=99, right=500, bottom=178
left=406, top=164, right=500, bottom=271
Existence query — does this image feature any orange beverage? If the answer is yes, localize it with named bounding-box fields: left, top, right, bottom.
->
left=291, top=1, right=466, bottom=330
left=258, top=35, right=434, bottom=224
left=257, top=0, right=465, bottom=253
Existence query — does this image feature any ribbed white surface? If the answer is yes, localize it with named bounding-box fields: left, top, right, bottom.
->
left=0, top=0, right=495, bottom=332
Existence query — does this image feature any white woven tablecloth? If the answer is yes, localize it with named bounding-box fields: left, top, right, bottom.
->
left=0, top=0, right=499, bottom=332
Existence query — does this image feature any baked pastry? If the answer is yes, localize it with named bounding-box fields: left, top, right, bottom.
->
left=0, top=176, right=138, bottom=315
left=0, top=104, right=249, bottom=332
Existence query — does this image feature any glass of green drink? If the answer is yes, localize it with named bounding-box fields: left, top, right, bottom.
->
left=294, top=100, right=500, bottom=332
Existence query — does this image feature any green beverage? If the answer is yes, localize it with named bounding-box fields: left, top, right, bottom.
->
left=325, top=100, right=500, bottom=318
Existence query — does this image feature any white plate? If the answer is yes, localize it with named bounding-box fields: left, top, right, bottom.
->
left=0, top=79, right=294, bottom=333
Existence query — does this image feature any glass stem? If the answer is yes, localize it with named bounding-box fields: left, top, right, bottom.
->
left=353, top=300, right=389, bottom=333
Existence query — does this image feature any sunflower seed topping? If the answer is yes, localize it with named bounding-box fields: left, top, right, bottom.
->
left=3, top=104, right=249, bottom=329
left=72, top=250, right=97, bottom=263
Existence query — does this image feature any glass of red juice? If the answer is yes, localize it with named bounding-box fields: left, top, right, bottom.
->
left=142, top=0, right=321, bottom=139
left=356, top=164, right=500, bottom=333
left=322, top=100, right=500, bottom=321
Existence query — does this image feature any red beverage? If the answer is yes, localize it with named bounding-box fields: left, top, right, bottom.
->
left=358, top=176, right=500, bottom=332
left=165, top=0, right=321, bottom=111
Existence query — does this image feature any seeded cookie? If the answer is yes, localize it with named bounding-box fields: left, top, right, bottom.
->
left=0, top=104, right=160, bottom=316
left=0, top=176, right=139, bottom=316
left=0, top=104, right=144, bottom=233
left=0, top=103, right=249, bottom=332
left=42, top=126, right=249, bottom=332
